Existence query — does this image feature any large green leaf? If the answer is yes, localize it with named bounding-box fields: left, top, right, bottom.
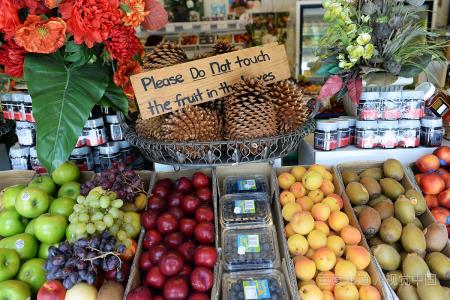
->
left=24, top=53, right=110, bottom=173
left=99, top=83, right=129, bottom=116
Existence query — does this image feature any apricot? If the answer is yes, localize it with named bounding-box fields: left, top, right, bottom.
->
left=291, top=166, right=307, bottom=181
left=308, top=229, right=328, bottom=250
left=340, top=225, right=362, bottom=245
left=299, top=284, right=323, bottom=300
left=279, top=190, right=296, bottom=206
left=295, top=256, right=317, bottom=281
left=314, top=221, right=330, bottom=236
left=312, top=203, right=331, bottom=222
left=297, top=196, right=314, bottom=211
left=306, top=247, right=315, bottom=259
left=322, top=290, right=335, bottom=300
left=302, top=171, right=324, bottom=191
left=354, top=270, right=371, bottom=287
left=320, top=179, right=335, bottom=196
left=291, top=211, right=315, bottom=235
left=285, top=223, right=295, bottom=238
left=335, top=260, right=357, bottom=282
left=359, top=286, right=381, bottom=300
left=313, top=247, right=337, bottom=272
left=322, top=196, right=340, bottom=212
left=298, top=279, right=316, bottom=288
left=328, top=211, right=349, bottom=232
left=334, top=282, right=359, bottom=300
left=309, top=189, right=325, bottom=203
left=316, top=271, right=336, bottom=291
left=327, top=235, right=346, bottom=257
left=290, top=182, right=307, bottom=198
left=328, top=193, right=344, bottom=209
left=288, top=233, right=309, bottom=256
left=309, top=164, right=333, bottom=181
left=278, top=172, right=296, bottom=189
left=346, top=245, right=370, bottom=270
left=282, top=202, right=302, bottom=221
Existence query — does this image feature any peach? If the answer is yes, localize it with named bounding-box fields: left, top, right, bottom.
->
left=285, top=223, right=295, bottom=238
left=322, top=290, right=335, bottom=300
left=320, top=179, right=335, bottom=196
left=431, top=207, right=450, bottom=225
left=306, top=247, right=315, bottom=259
left=313, top=247, right=337, bottom=271
left=280, top=190, right=296, bottom=206
left=340, top=225, right=362, bottom=245
left=416, top=154, right=440, bottom=173
left=415, top=173, right=423, bottom=185
left=359, top=286, right=381, bottom=300
left=441, top=172, right=450, bottom=189
left=297, top=196, right=314, bottom=211
left=302, top=171, right=324, bottom=191
left=420, top=173, right=445, bottom=195
left=346, top=246, right=370, bottom=270
left=316, top=271, right=336, bottom=291
left=437, top=168, right=448, bottom=175
left=299, top=280, right=316, bottom=288
left=312, top=203, right=331, bottom=221
left=295, top=256, right=317, bottom=281
left=291, top=211, right=315, bottom=235
left=278, top=172, right=296, bottom=190
left=282, top=202, right=302, bottom=221
left=433, top=146, right=450, bottom=165
left=314, top=221, right=330, bottom=236
left=292, top=255, right=303, bottom=264
left=291, top=166, right=307, bottom=181
left=425, top=194, right=439, bottom=209
left=328, top=211, right=349, bottom=232
left=288, top=234, right=309, bottom=256
left=290, top=182, right=307, bottom=198
left=354, top=270, right=371, bottom=287
left=299, top=284, right=323, bottom=300
left=335, top=260, right=357, bottom=282
left=308, top=229, right=328, bottom=250
left=309, top=189, right=325, bottom=203
left=438, top=188, right=450, bottom=209
left=322, top=196, right=340, bottom=212
left=328, top=193, right=344, bottom=209
left=327, top=235, right=346, bottom=257
left=309, top=164, right=333, bottom=181
left=334, top=282, right=359, bottom=300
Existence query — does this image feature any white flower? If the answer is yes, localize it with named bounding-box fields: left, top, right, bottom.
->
left=186, top=0, right=194, bottom=8
left=357, top=33, right=371, bottom=45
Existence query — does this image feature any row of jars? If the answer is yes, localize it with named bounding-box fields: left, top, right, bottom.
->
left=314, top=116, right=444, bottom=151
left=358, top=91, right=425, bottom=120
left=1, top=92, right=34, bottom=122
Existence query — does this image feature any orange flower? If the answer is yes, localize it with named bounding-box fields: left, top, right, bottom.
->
left=114, top=60, right=142, bottom=99
left=14, top=15, right=66, bottom=54
left=121, top=0, right=149, bottom=27
left=44, top=0, right=58, bottom=8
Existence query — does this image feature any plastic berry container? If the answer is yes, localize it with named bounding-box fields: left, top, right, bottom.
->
left=222, top=269, right=289, bottom=300
left=220, top=194, right=272, bottom=228
left=223, top=175, right=269, bottom=195
left=222, top=225, right=280, bottom=272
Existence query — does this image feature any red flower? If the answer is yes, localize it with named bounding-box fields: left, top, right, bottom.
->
left=59, top=0, right=121, bottom=48
left=0, top=40, right=26, bottom=78
left=0, top=0, right=21, bottom=39
left=13, top=0, right=50, bottom=14
left=114, top=60, right=142, bottom=99
left=105, top=25, right=143, bottom=63
left=44, top=0, right=58, bottom=8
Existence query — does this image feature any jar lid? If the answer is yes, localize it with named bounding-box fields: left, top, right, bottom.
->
left=380, top=91, right=402, bottom=100
left=399, top=119, right=421, bottom=128
left=16, top=121, right=34, bottom=129
left=377, top=120, right=398, bottom=129
left=356, top=120, right=378, bottom=129
left=71, top=146, right=91, bottom=156
left=9, top=143, right=29, bottom=156
left=332, top=118, right=349, bottom=129
left=421, top=116, right=443, bottom=128
left=316, top=120, right=337, bottom=131
left=84, top=117, right=104, bottom=128
left=29, top=146, right=37, bottom=157
left=118, top=140, right=131, bottom=149
left=105, top=114, right=120, bottom=124
left=338, top=116, right=356, bottom=126
left=359, top=92, right=379, bottom=101
left=22, top=94, right=32, bottom=103
left=10, top=93, right=23, bottom=102
left=401, top=90, right=425, bottom=100
left=416, top=82, right=435, bottom=100
left=99, top=142, right=120, bottom=155
left=1, top=93, right=11, bottom=101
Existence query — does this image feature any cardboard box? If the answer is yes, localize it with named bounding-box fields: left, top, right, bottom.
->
left=0, top=170, right=36, bottom=190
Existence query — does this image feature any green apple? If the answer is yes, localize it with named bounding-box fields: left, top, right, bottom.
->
left=0, top=210, right=28, bottom=237
left=57, top=182, right=80, bottom=200
left=28, top=175, right=56, bottom=196
left=123, top=211, right=141, bottom=238
left=15, top=187, right=50, bottom=218
left=17, top=258, right=46, bottom=293
left=38, top=242, right=58, bottom=259
left=48, top=197, right=75, bottom=218
left=1, top=185, right=26, bottom=210
left=24, top=218, right=37, bottom=235
left=0, top=280, right=31, bottom=300
left=51, top=161, right=80, bottom=186
left=34, top=214, right=67, bottom=244
left=0, top=249, right=20, bottom=282
left=0, top=233, right=38, bottom=260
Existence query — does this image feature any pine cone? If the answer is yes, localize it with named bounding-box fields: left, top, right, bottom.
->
left=143, top=42, right=188, bottom=70
left=210, top=40, right=237, bottom=56
left=269, top=80, right=309, bottom=133
left=135, top=116, right=166, bottom=140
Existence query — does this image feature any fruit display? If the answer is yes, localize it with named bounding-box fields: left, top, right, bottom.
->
left=127, top=171, right=217, bottom=300
left=277, top=165, right=382, bottom=300
left=340, top=159, right=450, bottom=299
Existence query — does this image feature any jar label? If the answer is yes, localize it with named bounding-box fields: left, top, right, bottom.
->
left=243, top=279, right=270, bottom=299
left=237, top=179, right=257, bottom=191
left=383, top=109, right=400, bottom=120
left=314, top=132, right=337, bottom=151
left=234, top=200, right=256, bottom=214
left=237, top=234, right=260, bottom=254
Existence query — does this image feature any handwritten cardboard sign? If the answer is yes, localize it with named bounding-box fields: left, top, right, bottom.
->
left=131, top=43, right=291, bottom=119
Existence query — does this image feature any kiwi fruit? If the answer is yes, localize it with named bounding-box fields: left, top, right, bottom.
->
left=416, top=282, right=448, bottom=300
left=379, top=217, right=402, bottom=243
left=358, top=207, right=381, bottom=236
left=402, top=253, right=430, bottom=285
left=360, top=167, right=383, bottom=180
left=386, top=270, right=403, bottom=292
left=394, top=195, right=416, bottom=225
left=380, top=178, right=405, bottom=200
left=368, top=236, right=385, bottom=247
left=342, top=170, right=359, bottom=185
left=368, top=194, right=390, bottom=207
left=412, top=218, right=423, bottom=230
left=425, top=252, right=450, bottom=280
left=383, top=159, right=404, bottom=181
left=424, top=223, right=448, bottom=252
left=397, top=283, right=419, bottom=300
left=373, top=200, right=394, bottom=220
left=353, top=205, right=369, bottom=217
left=405, top=189, right=426, bottom=216
left=360, top=176, right=382, bottom=199
left=346, top=182, right=370, bottom=205
left=372, top=243, right=401, bottom=271
left=401, top=223, right=426, bottom=255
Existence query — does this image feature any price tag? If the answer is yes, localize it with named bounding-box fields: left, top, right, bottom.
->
left=183, top=23, right=193, bottom=30
left=201, top=23, right=210, bottom=31
left=218, top=21, right=227, bottom=29
left=165, top=24, right=175, bottom=32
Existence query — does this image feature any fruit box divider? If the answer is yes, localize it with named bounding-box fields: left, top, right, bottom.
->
left=0, top=170, right=38, bottom=192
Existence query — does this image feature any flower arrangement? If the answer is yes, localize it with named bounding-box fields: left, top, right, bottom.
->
left=317, top=0, right=447, bottom=103
left=0, top=0, right=168, bottom=172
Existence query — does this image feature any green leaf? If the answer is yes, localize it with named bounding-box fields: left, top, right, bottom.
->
left=398, top=54, right=432, bottom=78
left=363, top=72, right=398, bottom=86
left=24, top=53, right=110, bottom=173
left=99, top=83, right=129, bottom=116
left=65, top=40, right=92, bottom=68
left=120, top=2, right=131, bottom=13
left=316, top=63, right=338, bottom=76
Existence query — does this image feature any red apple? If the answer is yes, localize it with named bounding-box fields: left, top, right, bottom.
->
left=152, top=185, right=170, bottom=199
left=163, top=277, right=189, bottom=300
left=178, top=241, right=196, bottom=262
left=195, top=206, right=214, bottom=222
left=153, top=296, right=165, bottom=300
left=141, top=211, right=159, bottom=230
left=127, top=286, right=152, bottom=300
left=145, top=266, right=166, bottom=289
left=179, top=265, right=193, bottom=278
left=192, top=172, right=210, bottom=189
left=425, top=194, right=439, bottom=209
left=438, top=188, right=450, bottom=209
left=181, top=195, right=201, bottom=214
left=140, top=251, right=153, bottom=271
left=159, top=252, right=184, bottom=276
left=157, top=212, right=178, bottom=234
left=149, top=245, right=167, bottom=264
left=37, top=280, right=66, bottom=300
left=167, top=191, right=184, bottom=207
left=175, top=177, right=193, bottom=194
left=164, top=232, right=185, bottom=249
left=420, top=173, right=445, bottom=195
left=194, top=246, right=217, bottom=268
left=188, top=293, right=209, bottom=300
left=147, top=195, right=166, bottom=212
left=442, top=173, right=450, bottom=189
left=194, top=222, right=215, bottom=245
left=168, top=207, right=184, bottom=220
left=179, top=218, right=197, bottom=237
left=156, top=178, right=173, bottom=189
left=144, top=229, right=163, bottom=250
left=194, top=187, right=212, bottom=203
left=190, top=267, right=214, bottom=292
left=434, top=146, right=450, bottom=166
left=416, top=154, right=440, bottom=173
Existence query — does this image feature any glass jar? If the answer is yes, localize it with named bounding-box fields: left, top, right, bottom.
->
left=357, top=92, right=380, bottom=120
left=10, top=93, right=23, bottom=121
left=118, top=140, right=135, bottom=166
left=380, top=91, right=401, bottom=120
left=29, top=146, right=47, bottom=173
left=91, top=146, right=101, bottom=173
left=401, top=90, right=424, bottom=119
left=106, top=114, right=124, bottom=141
left=69, top=146, right=94, bottom=171
left=102, top=106, right=116, bottom=116
left=377, top=120, right=398, bottom=149
left=420, top=116, right=444, bottom=147
left=339, top=116, right=356, bottom=144
left=99, top=142, right=122, bottom=171
left=22, top=94, right=34, bottom=122
left=314, top=120, right=338, bottom=151
left=89, top=105, right=103, bottom=119
left=1, top=93, right=12, bottom=120
left=355, top=120, right=378, bottom=149
left=9, top=144, right=29, bottom=170
left=75, top=136, right=85, bottom=148
left=334, top=118, right=350, bottom=148
left=83, top=118, right=107, bottom=146
left=398, top=120, right=420, bottom=148
left=16, top=121, right=35, bottom=146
